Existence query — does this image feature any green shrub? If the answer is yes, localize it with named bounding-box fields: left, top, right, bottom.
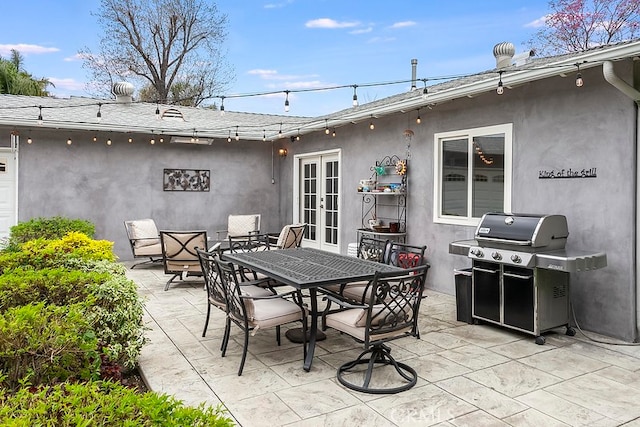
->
left=0, top=303, right=100, bottom=390
left=0, top=232, right=116, bottom=272
left=0, top=268, right=108, bottom=310
left=86, top=274, right=146, bottom=369
left=0, top=268, right=145, bottom=369
left=9, top=216, right=95, bottom=245
left=0, top=381, right=235, bottom=426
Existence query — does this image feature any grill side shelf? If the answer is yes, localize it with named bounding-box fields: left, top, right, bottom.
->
left=535, top=250, right=607, bottom=273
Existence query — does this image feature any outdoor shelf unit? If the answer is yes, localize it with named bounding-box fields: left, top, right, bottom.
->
left=358, top=155, right=407, bottom=243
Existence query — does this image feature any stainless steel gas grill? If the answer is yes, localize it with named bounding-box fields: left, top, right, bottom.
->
left=449, top=213, right=607, bottom=344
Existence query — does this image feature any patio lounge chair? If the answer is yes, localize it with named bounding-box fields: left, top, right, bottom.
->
left=268, top=223, right=307, bottom=249
left=216, top=214, right=261, bottom=240
left=322, top=265, right=428, bottom=394
left=160, top=230, right=208, bottom=291
left=124, top=219, right=163, bottom=269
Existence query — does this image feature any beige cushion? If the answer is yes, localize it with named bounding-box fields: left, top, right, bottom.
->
left=341, top=282, right=371, bottom=303
left=228, top=214, right=260, bottom=237
left=134, top=242, right=162, bottom=256
left=276, top=223, right=305, bottom=248
left=325, top=307, right=411, bottom=342
left=242, top=297, right=303, bottom=329
left=130, top=219, right=160, bottom=248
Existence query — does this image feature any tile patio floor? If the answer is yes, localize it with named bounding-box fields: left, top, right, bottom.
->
left=127, top=264, right=640, bottom=427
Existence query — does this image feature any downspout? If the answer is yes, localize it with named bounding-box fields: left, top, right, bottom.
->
left=603, top=60, right=640, bottom=341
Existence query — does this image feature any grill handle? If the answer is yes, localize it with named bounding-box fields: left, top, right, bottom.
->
left=503, top=272, right=533, bottom=280
left=473, top=266, right=500, bottom=274
left=475, top=237, right=532, bottom=246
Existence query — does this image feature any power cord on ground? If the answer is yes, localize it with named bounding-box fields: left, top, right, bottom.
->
left=571, top=302, right=640, bottom=346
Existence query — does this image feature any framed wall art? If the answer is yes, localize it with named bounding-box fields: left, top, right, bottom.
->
left=163, top=169, right=210, bottom=192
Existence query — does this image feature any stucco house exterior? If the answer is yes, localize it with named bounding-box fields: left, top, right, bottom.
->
left=1, top=40, right=639, bottom=342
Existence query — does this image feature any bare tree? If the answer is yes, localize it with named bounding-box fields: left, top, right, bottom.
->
left=529, top=0, right=640, bottom=55
left=80, top=0, right=233, bottom=106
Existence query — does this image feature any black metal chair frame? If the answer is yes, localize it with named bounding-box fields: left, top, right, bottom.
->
left=268, top=223, right=308, bottom=249
left=214, top=257, right=308, bottom=376
left=160, top=230, right=207, bottom=291
left=323, top=265, right=428, bottom=394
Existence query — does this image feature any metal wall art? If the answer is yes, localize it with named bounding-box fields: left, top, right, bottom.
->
left=163, top=169, right=210, bottom=191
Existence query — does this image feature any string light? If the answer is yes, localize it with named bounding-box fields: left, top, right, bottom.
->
left=128, top=136, right=133, bottom=143
left=93, top=136, right=97, bottom=142
left=227, top=130, right=232, bottom=143
left=369, top=115, right=375, bottom=130
left=422, top=79, right=428, bottom=99
left=575, top=63, right=584, bottom=87
left=262, top=129, right=266, bottom=142
left=324, top=119, right=330, bottom=135
left=37, top=106, right=43, bottom=125
left=27, top=137, right=32, bottom=144
left=235, top=126, right=240, bottom=141
left=278, top=122, right=283, bottom=138
left=96, top=103, right=102, bottom=122
left=66, top=137, right=72, bottom=145
left=496, top=71, right=504, bottom=95
left=150, top=137, right=155, bottom=145
left=416, top=108, right=421, bottom=124
left=352, top=85, right=358, bottom=107
left=284, top=91, right=290, bottom=112
left=155, top=104, right=160, bottom=119
left=295, top=129, right=301, bottom=141
left=220, top=96, right=225, bottom=116
left=106, top=138, right=112, bottom=146
left=332, top=128, right=336, bottom=137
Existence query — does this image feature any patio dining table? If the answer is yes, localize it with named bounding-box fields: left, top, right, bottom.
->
left=221, top=247, right=402, bottom=371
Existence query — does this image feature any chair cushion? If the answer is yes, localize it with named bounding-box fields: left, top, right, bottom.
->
left=325, top=308, right=412, bottom=342
left=130, top=219, right=160, bottom=248
left=340, top=282, right=371, bottom=303
left=134, top=242, right=162, bottom=256
left=228, top=214, right=260, bottom=237
left=246, top=297, right=303, bottom=329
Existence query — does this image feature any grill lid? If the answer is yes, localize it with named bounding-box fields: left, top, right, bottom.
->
left=475, top=213, right=569, bottom=249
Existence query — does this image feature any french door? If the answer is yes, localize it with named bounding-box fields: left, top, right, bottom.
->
left=294, top=150, right=340, bottom=252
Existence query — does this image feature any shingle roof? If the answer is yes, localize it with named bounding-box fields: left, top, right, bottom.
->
left=1, top=39, right=639, bottom=142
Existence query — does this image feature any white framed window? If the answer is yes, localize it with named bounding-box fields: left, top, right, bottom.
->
left=433, top=123, right=512, bottom=226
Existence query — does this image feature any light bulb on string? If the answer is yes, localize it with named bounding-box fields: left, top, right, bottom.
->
left=96, top=103, right=102, bottom=122
left=27, top=137, right=32, bottom=144
left=66, top=137, right=72, bottom=145
left=416, top=108, right=421, bottom=124
left=369, top=115, right=375, bottom=130
left=575, top=63, right=584, bottom=87
left=496, top=71, right=504, bottom=95
left=37, top=106, right=43, bottom=125
left=352, top=85, right=358, bottom=107
left=262, top=129, right=266, bottom=142
left=227, top=130, right=232, bottom=143
left=422, top=79, right=428, bottom=99
left=235, top=126, right=240, bottom=141
left=155, top=104, right=160, bottom=119
left=220, top=96, right=225, bottom=116
left=106, top=138, right=112, bottom=146
left=93, top=136, right=97, bottom=142
left=332, top=129, right=336, bottom=137
left=278, top=122, right=284, bottom=139
left=324, top=119, right=330, bottom=135
left=284, top=91, right=290, bottom=112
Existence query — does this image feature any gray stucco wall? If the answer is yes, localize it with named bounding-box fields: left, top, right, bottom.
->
left=17, top=132, right=284, bottom=259
left=12, top=62, right=638, bottom=341
left=283, top=63, right=637, bottom=341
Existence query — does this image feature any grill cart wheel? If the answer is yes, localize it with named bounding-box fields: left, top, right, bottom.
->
left=565, top=326, right=576, bottom=336
left=535, top=336, right=546, bottom=345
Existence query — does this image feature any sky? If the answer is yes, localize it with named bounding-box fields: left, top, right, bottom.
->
left=1, top=0, right=552, bottom=117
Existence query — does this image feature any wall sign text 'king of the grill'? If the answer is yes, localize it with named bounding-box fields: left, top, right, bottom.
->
left=538, top=167, right=597, bottom=179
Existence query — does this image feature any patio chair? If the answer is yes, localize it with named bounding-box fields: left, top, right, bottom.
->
left=197, top=248, right=274, bottom=348
left=322, top=265, right=428, bottom=394
left=216, top=214, right=261, bottom=240
left=214, top=257, right=307, bottom=376
left=160, top=230, right=208, bottom=291
left=124, top=219, right=163, bottom=268
left=268, top=223, right=307, bottom=249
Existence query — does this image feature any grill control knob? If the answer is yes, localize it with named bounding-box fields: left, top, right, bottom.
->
left=491, top=252, right=502, bottom=261
left=511, top=254, right=522, bottom=263
left=469, top=248, right=484, bottom=258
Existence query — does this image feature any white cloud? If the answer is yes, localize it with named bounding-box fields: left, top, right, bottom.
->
left=248, top=69, right=278, bottom=77
left=248, top=69, right=320, bottom=82
left=48, top=77, right=85, bottom=91
left=305, top=18, right=360, bottom=29
left=367, top=36, right=396, bottom=43
left=389, top=21, right=416, bottom=29
left=350, top=27, right=373, bottom=35
left=264, top=0, right=294, bottom=9
left=0, top=43, right=59, bottom=56
left=525, top=15, right=549, bottom=28
left=64, top=53, right=85, bottom=62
